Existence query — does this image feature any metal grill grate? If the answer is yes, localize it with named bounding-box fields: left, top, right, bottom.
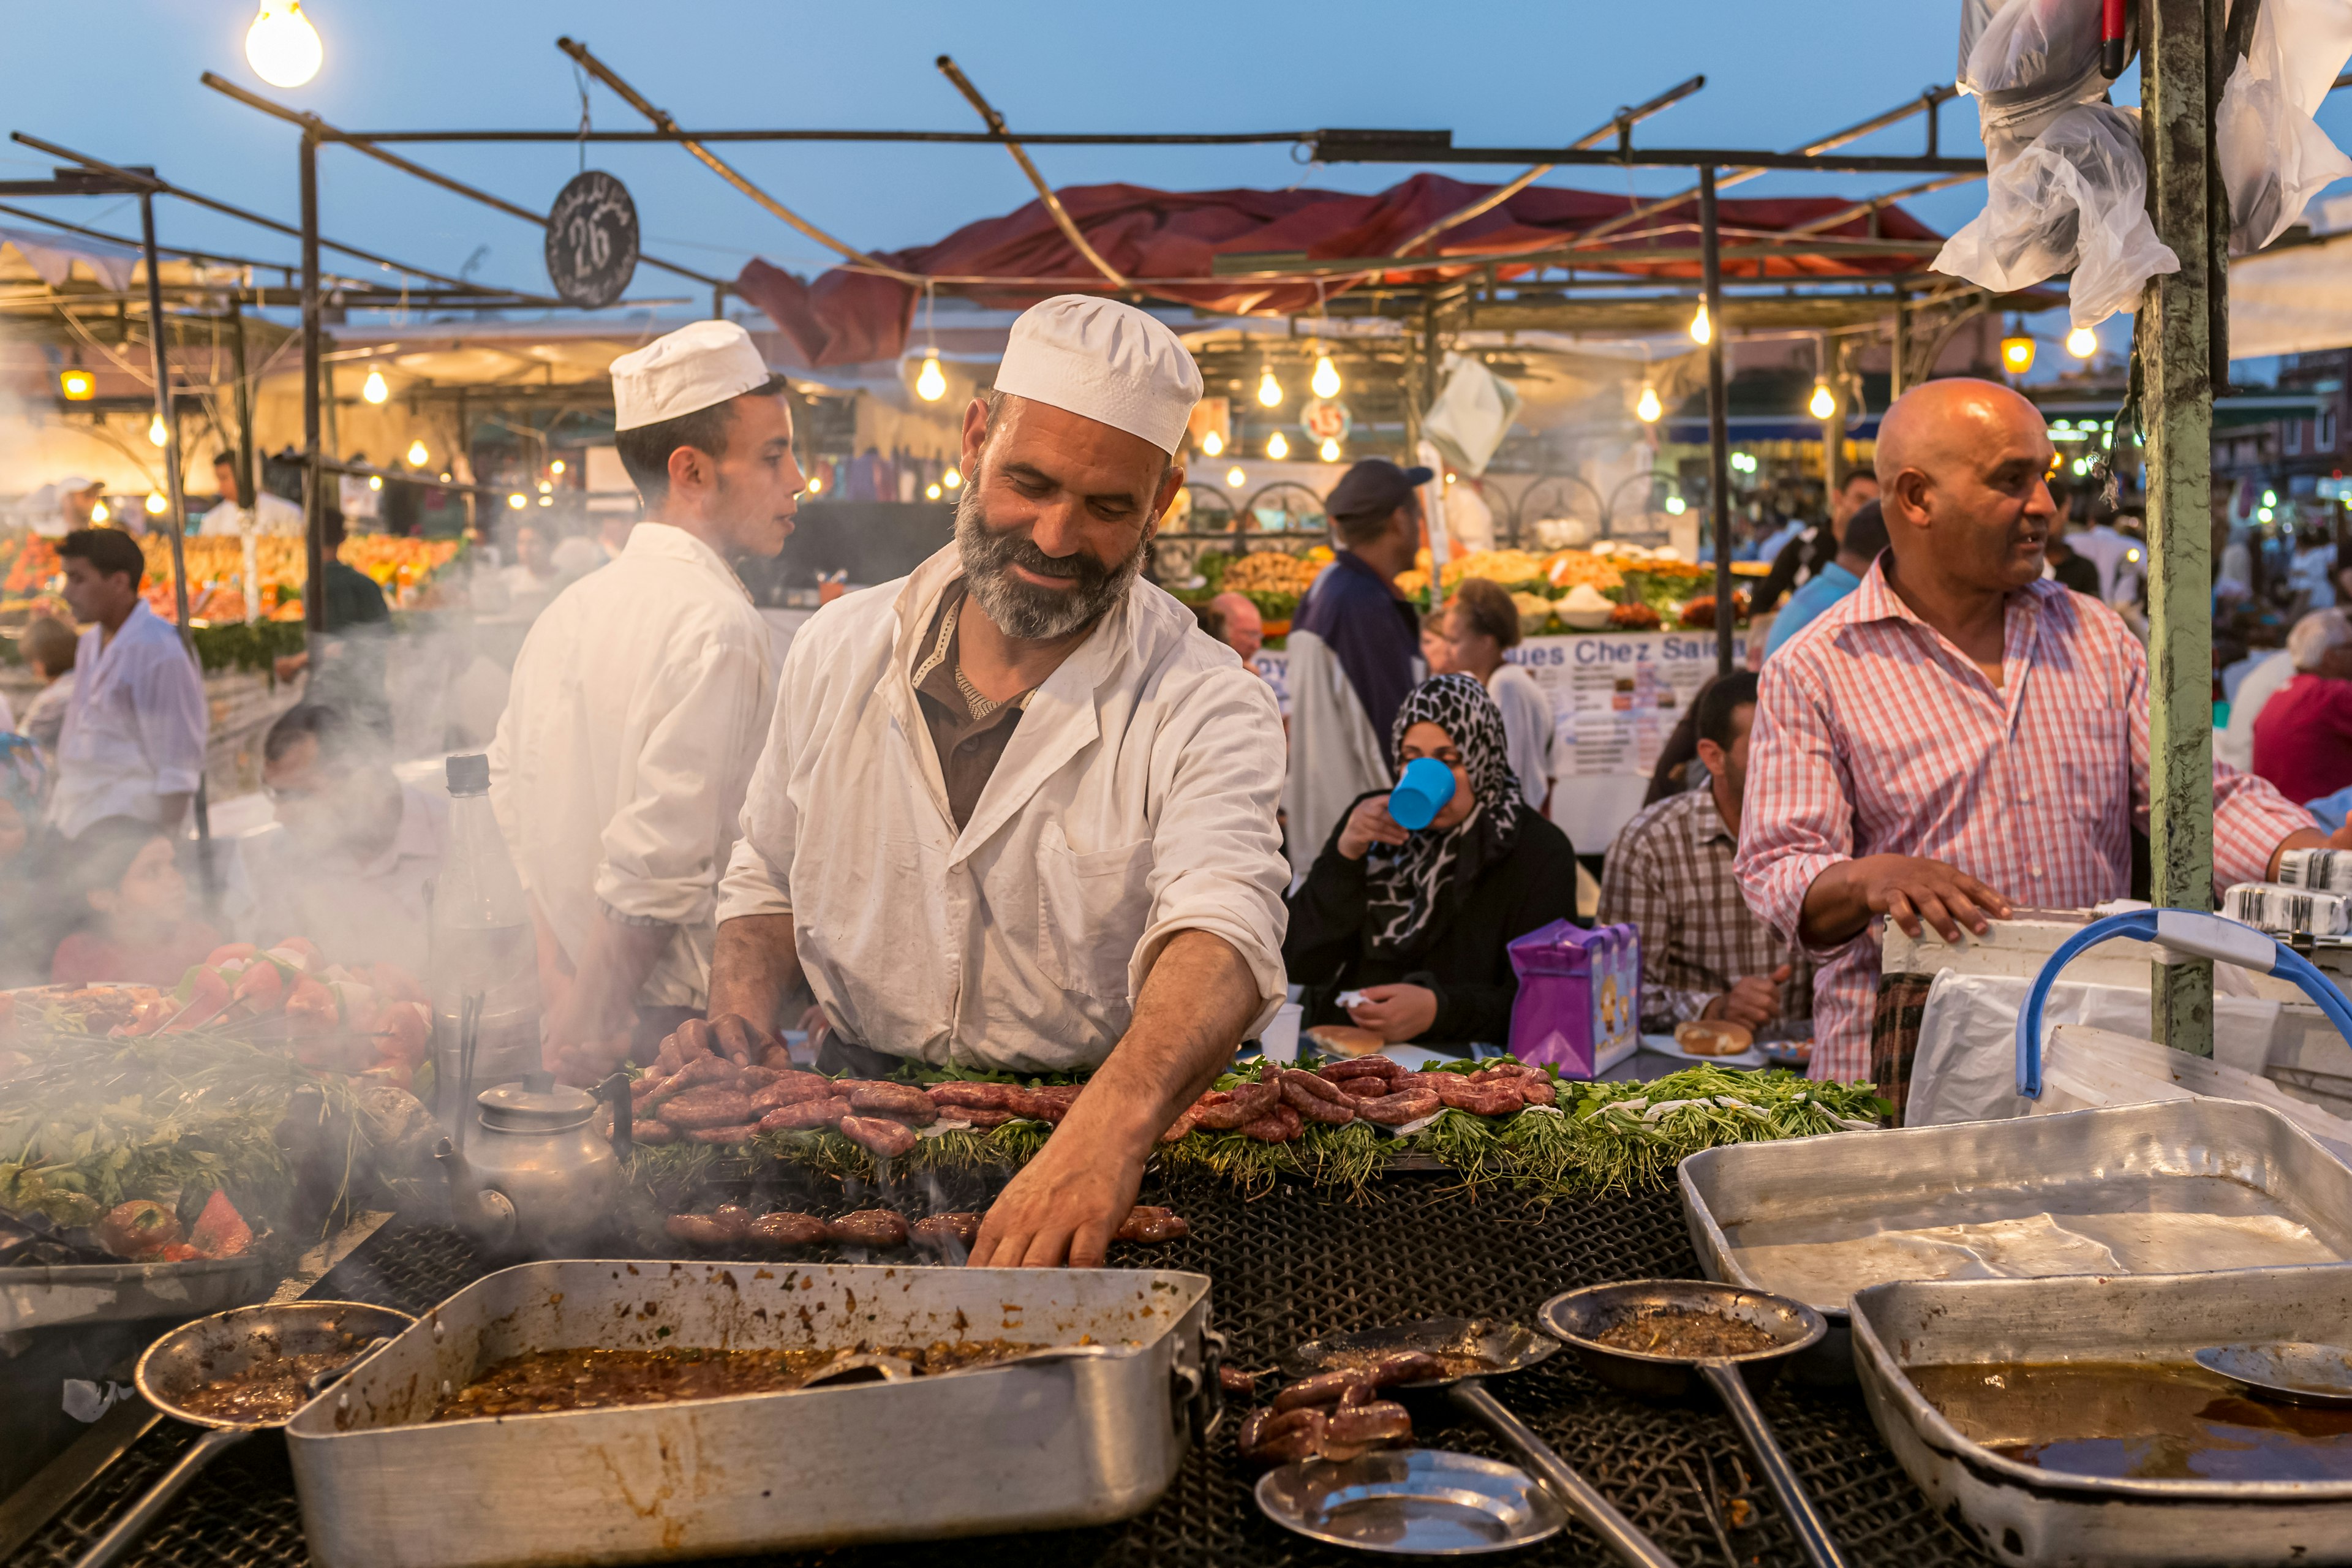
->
left=6, top=1170, right=1996, bottom=1568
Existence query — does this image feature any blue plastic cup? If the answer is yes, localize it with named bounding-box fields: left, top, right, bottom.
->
left=1389, top=756, right=1457, bottom=831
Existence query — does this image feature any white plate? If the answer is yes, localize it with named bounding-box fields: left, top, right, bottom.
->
left=1638, top=1031, right=1765, bottom=1069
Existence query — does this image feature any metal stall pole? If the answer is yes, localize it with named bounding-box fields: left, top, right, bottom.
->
left=1891, top=286, right=1910, bottom=399
left=2143, top=0, right=2220, bottom=1055
left=1699, top=167, right=1733, bottom=676
left=228, top=293, right=260, bottom=626
left=138, top=192, right=213, bottom=886
left=300, top=130, right=326, bottom=638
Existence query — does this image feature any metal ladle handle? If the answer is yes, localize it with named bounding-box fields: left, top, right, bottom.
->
left=1698, top=1362, right=1849, bottom=1568
left=70, top=1425, right=252, bottom=1568
left=1449, top=1381, right=1681, bottom=1568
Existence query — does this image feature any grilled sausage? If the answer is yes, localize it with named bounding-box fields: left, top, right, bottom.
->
left=1114, top=1206, right=1190, bottom=1243
left=1319, top=1057, right=1407, bottom=1084
left=665, top=1213, right=731, bottom=1246
left=1325, top=1400, right=1412, bottom=1446
left=748, top=1211, right=829, bottom=1248
left=1219, top=1365, right=1257, bottom=1397
left=633, top=1117, right=677, bottom=1145
left=684, top=1123, right=760, bottom=1144
left=1238, top=1102, right=1304, bottom=1142
left=1360, top=1351, right=1446, bottom=1389
left=1159, top=1103, right=1202, bottom=1143
left=957, top=1107, right=1020, bottom=1129
left=1272, top=1369, right=1365, bottom=1413
left=1422, top=1073, right=1524, bottom=1117
left=708, top=1204, right=754, bottom=1239
left=758, top=1096, right=850, bottom=1133
left=1352, top=1087, right=1441, bottom=1126
left=1239, top=1406, right=1328, bottom=1466
left=826, top=1209, right=910, bottom=1248
left=749, top=1072, right=837, bottom=1112
left=659, top=1086, right=761, bottom=1129
left=911, top=1212, right=984, bottom=1251
left=1194, top=1079, right=1281, bottom=1130
left=837, top=1114, right=919, bottom=1159
left=927, top=1081, right=1017, bottom=1111
left=1279, top=1069, right=1359, bottom=1125
left=1518, top=1076, right=1558, bottom=1106
left=640, top=1053, right=741, bottom=1109
left=845, top=1080, right=938, bottom=1125
left=1336, top=1076, right=1399, bottom=1099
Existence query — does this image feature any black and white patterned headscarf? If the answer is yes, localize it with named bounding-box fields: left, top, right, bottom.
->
left=1362, top=673, right=1525, bottom=960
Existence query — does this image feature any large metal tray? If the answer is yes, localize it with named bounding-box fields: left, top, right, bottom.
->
left=1850, top=1264, right=2352, bottom=1566
left=0, top=1253, right=277, bottom=1334
left=285, top=1258, right=1216, bottom=1568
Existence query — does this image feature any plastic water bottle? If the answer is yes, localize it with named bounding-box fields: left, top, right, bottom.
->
left=428, top=753, right=542, bottom=1135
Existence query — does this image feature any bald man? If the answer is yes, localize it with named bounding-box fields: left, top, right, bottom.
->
left=1206, top=590, right=1264, bottom=663
left=1732, top=378, right=2346, bottom=1090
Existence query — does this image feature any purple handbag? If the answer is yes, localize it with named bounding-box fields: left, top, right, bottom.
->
left=1506, top=920, right=1641, bottom=1079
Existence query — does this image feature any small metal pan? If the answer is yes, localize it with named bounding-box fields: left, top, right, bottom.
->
left=1287, top=1317, right=1681, bottom=1568
left=70, top=1300, right=413, bottom=1568
left=1542, top=1280, right=1844, bottom=1568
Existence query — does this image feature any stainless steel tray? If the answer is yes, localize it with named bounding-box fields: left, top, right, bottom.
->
left=285, top=1259, right=1217, bottom=1568
left=0, top=1253, right=276, bottom=1334
left=1850, top=1264, right=2352, bottom=1566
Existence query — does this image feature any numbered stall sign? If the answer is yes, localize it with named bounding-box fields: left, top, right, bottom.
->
left=544, top=171, right=640, bottom=309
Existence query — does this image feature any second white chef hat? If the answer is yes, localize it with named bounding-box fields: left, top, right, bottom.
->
left=992, top=296, right=1202, bottom=456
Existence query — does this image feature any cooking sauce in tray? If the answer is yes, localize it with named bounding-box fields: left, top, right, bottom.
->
left=1909, top=1360, right=2352, bottom=1482
left=431, top=1340, right=1050, bottom=1420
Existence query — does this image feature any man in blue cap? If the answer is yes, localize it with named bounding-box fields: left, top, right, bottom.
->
left=1283, top=458, right=1431, bottom=874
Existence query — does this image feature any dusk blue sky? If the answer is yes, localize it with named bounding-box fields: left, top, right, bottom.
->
left=7, top=2, right=2347, bottom=367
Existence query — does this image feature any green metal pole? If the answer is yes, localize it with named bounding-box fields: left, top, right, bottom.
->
left=2143, top=0, right=2218, bottom=1055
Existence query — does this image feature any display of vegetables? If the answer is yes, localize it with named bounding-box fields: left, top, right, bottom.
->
left=0, top=529, right=461, bottom=627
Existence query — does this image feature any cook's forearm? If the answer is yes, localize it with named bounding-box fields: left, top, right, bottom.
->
left=1075, top=929, right=1261, bottom=1147
left=708, top=914, right=803, bottom=1036
left=1796, top=859, right=1869, bottom=947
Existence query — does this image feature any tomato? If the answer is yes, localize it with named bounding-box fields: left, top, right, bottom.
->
left=284, top=976, right=339, bottom=1036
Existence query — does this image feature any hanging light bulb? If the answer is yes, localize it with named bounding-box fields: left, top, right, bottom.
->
left=925, top=483, right=943, bottom=500
left=537, top=494, right=553, bottom=507
left=1689, top=301, right=1711, bottom=345
left=1225, top=466, right=1246, bottom=488
left=145, top=490, right=168, bottom=516
left=941, top=467, right=962, bottom=489
left=406, top=439, right=429, bottom=467
left=1319, top=437, right=1342, bottom=462
left=89, top=500, right=110, bottom=524
left=1201, top=429, right=1224, bottom=458
left=246, top=1, right=323, bottom=88
left=915, top=354, right=947, bottom=402
left=2000, top=330, right=2036, bottom=374
left=1310, top=353, right=1341, bottom=399
left=58, top=369, right=94, bottom=401
left=1256, top=368, right=1283, bottom=408
left=361, top=367, right=388, bottom=405
left=1808, top=380, right=1837, bottom=421
left=1665, top=495, right=1687, bottom=515
left=807, top=474, right=824, bottom=494
left=538, top=480, right=553, bottom=495
left=367, top=475, right=383, bottom=491
left=549, top=459, right=566, bottom=476
left=2066, top=325, right=2099, bottom=359
left=507, top=493, right=526, bottom=510
left=1635, top=383, right=1662, bottom=423
left=1266, top=431, right=1289, bottom=461
left=148, top=412, right=169, bottom=447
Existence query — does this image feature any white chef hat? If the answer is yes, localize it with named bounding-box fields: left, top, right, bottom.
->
left=992, top=296, right=1202, bottom=455
left=610, top=320, right=773, bottom=432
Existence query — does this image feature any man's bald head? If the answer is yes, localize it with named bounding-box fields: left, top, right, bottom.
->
left=1874, top=377, right=2057, bottom=597
left=1207, top=590, right=1263, bottom=661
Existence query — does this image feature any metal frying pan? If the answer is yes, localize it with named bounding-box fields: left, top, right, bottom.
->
left=70, top=1300, right=413, bottom=1568
left=1542, top=1280, right=1845, bottom=1568
left=1287, top=1317, right=1681, bottom=1568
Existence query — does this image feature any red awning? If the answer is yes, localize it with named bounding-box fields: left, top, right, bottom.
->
left=734, top=172, right=1944, bottom=368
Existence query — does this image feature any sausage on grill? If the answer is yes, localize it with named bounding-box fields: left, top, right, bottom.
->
left=959, top=1107, right=1020, bottom=1129
left=1114, top=1206, right=1190, bottom=1243
left=1194, top=1080, right=1281, bottom=1130
left=758, top=1096, right=850, bottom=1133
left=633, top=1117, right=677, bottom=1145
left=665, top=1213, right=731, bottom=1246
left=1279, top=1069, right=1359, bottom=1125
left=748, top=1212, right=829, bottom=1248
left=926, top=1081, right=1017, bottom=1111
left=1239, top=1102, right=1304, bottom=1142
left=1319, top=1057, right=1407, bottom=1084
left=826, top=1209, right=911, bottom=1248
left=749, top=1072, right=837, bottom=1112
left=1325, top=1400, right=1412, bottom=1445
left=1351, top=1088, right=1441, bottom=1126
left=684, top=1123, right=760, bottom=1144
left=1159, top=1103, right=1202, bottom=1143
left=846, top=1080, right=938, bottom=1125
left=1238, top=1406, right=1328, bottom=1466
left=1518, top=1076, right=1559, bottom=1106
left=837, top=1114, right=919, bottom=1159
left=1272, top=1369, right=1363, bottom=1413
left=911, top=1212, right=984, bottom=1251
left=658, top=1087, right=761, bottom=1129
left=1422, top=1073, right=1524, bottom=1117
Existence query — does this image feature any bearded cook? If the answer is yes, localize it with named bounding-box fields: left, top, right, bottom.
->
left=701, top=296, right=1288, bottom=1268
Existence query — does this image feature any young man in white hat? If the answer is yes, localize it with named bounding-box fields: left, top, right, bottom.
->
left=698, top=295, right=1288, bottom=1268
left=490, top=320, right=802, bottom=1080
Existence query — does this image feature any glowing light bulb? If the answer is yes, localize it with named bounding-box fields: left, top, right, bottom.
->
left=1202, top=430, right=1224, bottom=458
left=1665, top=495, right=1686, bottom=515
left=2263, top=488, right=2278, bottom=507
left=246, top=1, right=322, bottom=89
left=1445, top=472, right=1457, bottom=484
left=2066, top=325, right=2098, bottom=359
left=1319, top=437, right=1342, bottom=462
left=1225, top=466, right=1246, bottom=488
left=1689, top=301, right=1711, bottom=345
left=1808, top=381, right=1836, bottom=420
left=537, top=494, right=552, bottom=507
left=1310, top=354, right=1341, bottom=399
left=361, top=367, right=388, bottom=405
left=368, top=475, right=382, bottom=491
left=145, top=491, right=167, bottom=516
left=1635, top=384, right=1662, bottom=423
left=406, top=439, right=429, bottom=467
left=507, top=493, right=526, bottom=510
left=89, top=500, right=110, bottom=524
left=538, top=481, right=553, bottom=495
left=148, top=413, right=169, bottom=447
left=59, top=369, right=94, bottom=401
left=1256, top=368, right=1283, bottom=408
left=549, top=459, right=565, bottom=476
left=915, top=354, right=947, bottom=402
left=2000, top=334, right=2036, bottom=374
left=925, top=483, right=943, bottom=500
left=941, top=467, right=961, bottom=489
left=1266, top=431, right=1289, bottom=461
left=807, top=475, right=824, bottom=494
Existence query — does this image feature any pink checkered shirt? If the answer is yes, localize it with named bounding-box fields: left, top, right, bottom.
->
left=1733, top=562, right=2313, bottom=1083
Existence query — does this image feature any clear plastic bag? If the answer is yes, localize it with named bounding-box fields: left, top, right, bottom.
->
left=2215, top=0, right=2352, bottom=253
left=1959, top=0, right=2119, bottom=159
left=1934, top=102, right=2180, bottom=326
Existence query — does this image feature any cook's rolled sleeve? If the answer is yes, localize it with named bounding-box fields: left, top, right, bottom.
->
left=1129, top=664, right=1291, bottom=1033
left=715, top=642, right=805, bottom=926
left=1732, top=654, right=1859, bottom=957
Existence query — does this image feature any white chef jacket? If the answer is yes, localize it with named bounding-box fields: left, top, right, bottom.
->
left=1485, top=662, right=1556, bottom=810
left=489, top=523, right=776, bottom=1009
left=717, top=545, right=1290, bottom=1072
left=198, top=492, right=304, bottom=538
left=48, top=603, right=206, bottom=839
left=236, top=783, right=450, bottom=974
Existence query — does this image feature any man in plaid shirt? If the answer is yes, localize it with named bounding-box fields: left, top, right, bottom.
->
left=1735, top=379, right=2343, bottom=1083
left=1600, top=670, right=1808, bottom=1035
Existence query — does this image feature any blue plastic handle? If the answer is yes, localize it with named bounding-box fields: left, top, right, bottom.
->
left=2016, top=907, right=2352, bottom=1096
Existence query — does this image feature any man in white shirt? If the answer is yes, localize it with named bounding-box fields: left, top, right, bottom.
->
left=710, top=296, right=1289, bottom=1268
left=549, top=512, right=637, bottom=581
left=489, top=320, right=798, bottom=1082
left=48, top=528, right=206, bottom=840
left=241, top=703, right=447, bottom=973
left=198, top=451, right=304, bottom=537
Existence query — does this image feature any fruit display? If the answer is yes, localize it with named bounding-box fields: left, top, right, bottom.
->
left=1197, top=545, right=1330, bottom=625
left=0, top=529, right=462, bottom=626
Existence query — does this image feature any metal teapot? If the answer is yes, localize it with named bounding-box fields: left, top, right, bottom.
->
left=436, top=1072, right=630, bottom=1256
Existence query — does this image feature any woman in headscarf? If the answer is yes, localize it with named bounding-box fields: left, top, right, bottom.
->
left=1283, top=673, right=1580, bottom=1047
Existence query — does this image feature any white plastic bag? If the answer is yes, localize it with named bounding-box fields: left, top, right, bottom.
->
left=2215, top=0, right=2352, bottom=253
left=1420, top=353, right=1520, bottom=479
left=1959, top=0, right=2117, bottom=158
left=1934, top=102, right=2180, bottom=326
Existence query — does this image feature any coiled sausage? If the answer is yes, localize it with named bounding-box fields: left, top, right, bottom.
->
left=837, top=1114, right=919, bottom=1159
left=1194, top=1079, right=1281, bottom=1130
left=1239, top=1102, right=1303, bottom=1142
left=1279, top=1069, right=1359, bottom=1125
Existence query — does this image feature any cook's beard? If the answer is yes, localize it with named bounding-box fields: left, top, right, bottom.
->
left=956, top=486, right=1144, bottom=641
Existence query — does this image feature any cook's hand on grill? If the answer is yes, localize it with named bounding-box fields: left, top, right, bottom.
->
left=967, top=1114, right=1143, bottom=1270
left=1850, top=854, right=2010, bottom=943
left=1346, top=983, right=1438, bottom=1043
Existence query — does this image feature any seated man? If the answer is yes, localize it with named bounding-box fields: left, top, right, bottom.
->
left=1599, top=671, right=1806, bottom=1035
left=239, top=704, right=447, bottom=973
